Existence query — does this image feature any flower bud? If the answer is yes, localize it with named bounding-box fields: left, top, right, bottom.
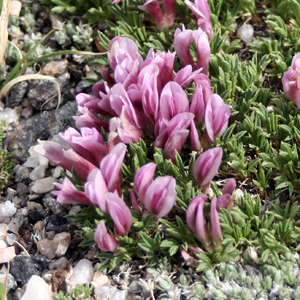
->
left=95, top=221, right=120, bottom=252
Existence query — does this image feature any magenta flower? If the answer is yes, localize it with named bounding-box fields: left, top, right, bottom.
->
left=100, top=142, right=127, bottom=195
left=84, top=169, right=109, bottom=213
left=189, top=74, right=213, bottom=124
left=193, top=147, right=223, bottom=187
left=52, top=177, right=92, bottom=206
left=215, top=194, right=232, bottom=213
left=205, top=94, right=231, bottom=142
left=138, top=0, right=166, bottom=30
left=184, top=0, right=213, bottom=39
left=160, top=82, right=190, bottom=122
left=223, top=178, right=236, bottom=196
left=134, top=163, right=157, bottom=203
left=282, top=53, right=300, bottom=108
left=174, top=27, right=211, bottom=74
left=106, top=193, right=133, bottom=236
left=210, top=197, right=223, bottom=251
left=143, top=176, right=177, bottom=218
left=162, top=0, right=176, bottom=26
left=186, top=195, right=212, bottom=252
left=95, top=221, right=120, bottom=252
left=34, top=140, right=97, bottom=182
left=190, top=121, right=202, bottom=152
left=60, top=127, right=107, bottom=166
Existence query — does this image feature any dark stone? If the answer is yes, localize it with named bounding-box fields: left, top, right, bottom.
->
left=10, top=254, right=43, bottom=284
left=7, top=81, right=29, bottom=108
left=27, top=73, right=71, bottom=111
left=4, top=100, right=77, bottom=163
left=33, top=254, right=49, bottom=270
left=75, top=80, right=92, bottom=94
left=48, top=213, right=67, bottom=226
left=43, top=195, right=63, bottom=214
left=28, top=209, right=44, bottom=224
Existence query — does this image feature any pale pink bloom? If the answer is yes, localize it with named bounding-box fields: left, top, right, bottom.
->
left=215, top=194, right=232, bottom=213
left=223, top=178, right=236, bottom=196
left=186, top=195, right=212, bottom=252
left=184, top=0, right=213, bottom=38
left=160, top=82, right=190, bottom=122
left=190, top=121, right=202, bottom=152
left=85, top=169, right=108, bottom=213
left=60, top=127, right=107, bottom=166
left=190, top=73, right=213, bottom=124
left=134, top=163, right=157, bottom=203
left=138, top=0, right=166, bottom=30
left=193, top=147, right=223, bottom=187
left=52, top=177, right=92, bottom=206
left=162, top=0, right=176, bottom=26
left=73, top=106, right=109, bottom=132
left=174, top=27, right=211, bottom=74
left=210, top=197, right=223, bottom=251
left=108, top=37, right=143, bottom=72
left=282, top=53, right=300, bottom=108
left=205, top=94, right=230, bottom=142
left=129, top=189, right=142, bottom=213
left=95, top=221, right=120, bottom=252
left=106, top=193, right=133, bottom=236
left=174, top=65, right=202, bottom=89
left=34, top=140, right=97, bottom=182
left=143, top=176, right=177, bottom=218
left=100, top=143, right=127, bottom=195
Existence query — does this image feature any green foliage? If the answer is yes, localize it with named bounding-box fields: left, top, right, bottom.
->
left=54, top=283, right=93, bottom=300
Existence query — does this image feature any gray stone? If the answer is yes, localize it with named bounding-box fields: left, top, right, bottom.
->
left=53, top=232, right=71, bottom=257
left=30, top=165, right=47, bottom=181
left=0, top=266, right=17, bottom=290
left=94, top=286, right=127, bottom=300
left=27, top=73, right=70, bottom=111
left=37, top=239, right=56, bottom=260
left=49, top=257, right=68, bottom=270
left=7, top=81, right=29, bottom=108
left=14, top=166, right=30, bottom=183
left=75, top=80, right=92, bottom=94
left=8, top=216, right=24, bottom=233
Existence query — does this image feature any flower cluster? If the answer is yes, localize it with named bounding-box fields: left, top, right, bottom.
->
left=34, top=0, right=233, bottom=257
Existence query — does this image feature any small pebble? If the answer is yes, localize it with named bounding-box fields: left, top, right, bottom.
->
left=69, top=259, right=94, bottom=285
left=0, top=241, right=7, bottom=248
left=12, top=196, right=23, bottom=206
left=93, top=272, right=109, bottom=287
left=0, top=201, right=17, bottom=222
left=8, top=216, right=24, bottom=233
left=49, top=256, right=68, bottom=270
left=6, top=233, right=17, bottom=246
left=68, top=205, right=81, bottom=215
left=94, top=285, right=127, bottom=300
left=15, top=166, right=30, bottom=183
left=0, top=224, right=9, bottom=236
left=52, top=166, right=63, bottom=179
left=237, top=23, right=254, bottom=43
left=33, top=220, right=46, bottom=231
left=53, top=232, right=71, bottom=257
left=37, top=239, right=56, bottom=260
left=30, top=165, right=47, bottom=181
left=31, top=177, right=55, bottom=194
left=21, top=106, right=33, bottom=118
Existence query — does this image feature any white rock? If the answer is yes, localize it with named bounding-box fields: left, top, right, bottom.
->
left=237, top=23, right=254, bottom=43
left=69, top=259, right=94, bottom=285
left=6, top=233, right=17, bottom=246
left=94, top=286, right=127, bottom=300
left=92, top=272, right=109, bottom=287
left=21, top=275, right=54, bottom=300
left=53, top=232, right=71, bottom=257
left=68, top=205, right=81, bottom=215
left=8, top=216, right=24, bottom=233
left=30, top=165, right=47, bottom=181
left=52, top=166, right=63, bottom=179
left=0, top=240, right=7, bottom=248
left=0, top=108, right=19, bottom=124
left=0, top=201, right=16, bottom=222
left=31, top=177, right=55, bottom=194
left=0, top=224, right=9, bottom=236
left=39, top=155, right=49, bottom=167
left=23, top=153, right=40, bottom=168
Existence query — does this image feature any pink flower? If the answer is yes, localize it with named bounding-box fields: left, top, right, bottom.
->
left=143, top=176, right=177, bottom=218
left=174, top=27, right=211, bottom=74
left=223, top=178, right=236, bottom=196
left=138, top=0, right=166, bottom=30
left=205, top=94, right=230, bottom=142
left=52, top=177, right=92, bottom=206
left=60, top=127, right=107, bottom=166
left=100, top=142, right=127, bottom=195
left=85, top=169, right=108, bottom=213
left=34, top=140, right=97, bottom=182
left=184, top=0, right=213, bottom=38
left=189, top=74, right=213, bottom=124
left=193, top=147, right=223, bottom=187
left=95, top=221, right=120, bottom=252
left=282, top=53, right=300, bottom=108
left=186, top=195, right=212, bottom=252
left=162, top=0, right=176, bottom=26
left=134, top=163, right=157, bottom=203
left=160, top=82, right=190, bottom=122
left=106, top=193, right=132, bottom=236
left=210, top=197, right=223, bottom=251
